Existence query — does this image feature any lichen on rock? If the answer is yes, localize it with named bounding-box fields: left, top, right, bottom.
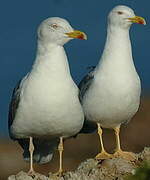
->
left=7, top=147, right=150, bottom=180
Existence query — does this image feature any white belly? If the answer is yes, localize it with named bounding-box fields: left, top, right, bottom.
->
left=82, top=74, right=141, bottom=128
left=11, top=75, right=84, bottom=138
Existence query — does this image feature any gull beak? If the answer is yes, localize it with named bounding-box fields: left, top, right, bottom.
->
left=128, top=16, right=146, bottom=25
left=66, top=30, right=87, bottom=40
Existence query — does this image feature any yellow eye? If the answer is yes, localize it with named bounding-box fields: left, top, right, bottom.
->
left=51, top=24, right=58, bottom=29
left=117, top=11, right=123, bottom=15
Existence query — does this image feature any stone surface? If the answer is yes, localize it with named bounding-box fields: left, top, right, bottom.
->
left=8, top=147, right=150, bottom=180
left=8, top=171, right=49, bottom=180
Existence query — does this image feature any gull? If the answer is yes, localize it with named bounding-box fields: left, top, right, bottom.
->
left=79, top=5, right=146, bottom=160
left=8, top=17, right=87, bottom=176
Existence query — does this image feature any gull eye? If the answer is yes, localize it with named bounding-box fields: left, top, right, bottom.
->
left=117, top=11, right=123, bottom=15
left=50, top=24, right=59, bottom=29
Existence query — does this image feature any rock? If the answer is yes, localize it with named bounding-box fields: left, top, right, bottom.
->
left=138, top=147, right=150, bottom=162
left=8, top=171, right=49, bottom=180
left=64, top=158, right=136, bottom=180
left=7, top=147, right=150, bottom=180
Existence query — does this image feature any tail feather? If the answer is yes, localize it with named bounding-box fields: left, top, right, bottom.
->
left=18, top=138, right=59, bottom=164
left=79, top=119, right=97, bottom=134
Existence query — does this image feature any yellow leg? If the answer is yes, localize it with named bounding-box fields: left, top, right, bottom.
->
left=95, top=123, right=112, bottom=160
left=28, top=137, right=35, bottom=176
left=113, top=126, right=136, bottom=161
left=54, top=137, right=64, bottom=177
left=115, top=126, right=121, bottom=151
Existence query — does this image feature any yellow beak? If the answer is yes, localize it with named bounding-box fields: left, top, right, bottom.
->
left=128, top=16, right=146, bottom=25
left=66, top=30, right=87, bottom=40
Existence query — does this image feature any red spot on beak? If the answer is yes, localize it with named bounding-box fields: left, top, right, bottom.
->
left=139, top=20, right=144, bottom=24
left=78, top=34, right=84, bottom=40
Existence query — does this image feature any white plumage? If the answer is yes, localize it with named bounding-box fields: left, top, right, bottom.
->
left=79, top=5, right=146, bottom=160
left=11, top=44, right=83, bottom=139
left=83, top=20, right=141, bottom=128
left=9, top=17, right=86, bottom=174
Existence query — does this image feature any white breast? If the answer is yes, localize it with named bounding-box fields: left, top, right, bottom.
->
left=81, top=27, right=141, bottom=129
left=11, top=45, right=84, bottom=138
left=83, top=69, right=141, bottom=128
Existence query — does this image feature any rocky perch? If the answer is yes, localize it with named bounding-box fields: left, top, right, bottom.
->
left=8, top=147, right=150, bottom=180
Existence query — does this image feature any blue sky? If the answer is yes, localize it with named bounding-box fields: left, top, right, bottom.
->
left=0, top=0, right=149, bottom=136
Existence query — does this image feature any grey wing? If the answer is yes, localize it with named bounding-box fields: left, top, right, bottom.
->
left=79, top=68, right=95, bottom=102
left=18, top=138, right=59, bottom=164
left=78, top=67, right=97, bottom=134
left=8, top=80, right=22, bottom=139
left=8, top=75, right=28, bottom=139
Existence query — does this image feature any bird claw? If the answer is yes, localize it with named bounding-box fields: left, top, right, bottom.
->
left=27, top=170, right=36, bottom=178
left=49, top=170, right=65, bottom=179
left=55, top=170, right=65, bottom=177
left=95, top=151, right=112, bottom=160
left=113, top=150, right=136, bottom=161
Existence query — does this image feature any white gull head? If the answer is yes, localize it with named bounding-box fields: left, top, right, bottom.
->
left=108, top=5, right=146, bottom=30
left=37, top=17, right=87, bottom=46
